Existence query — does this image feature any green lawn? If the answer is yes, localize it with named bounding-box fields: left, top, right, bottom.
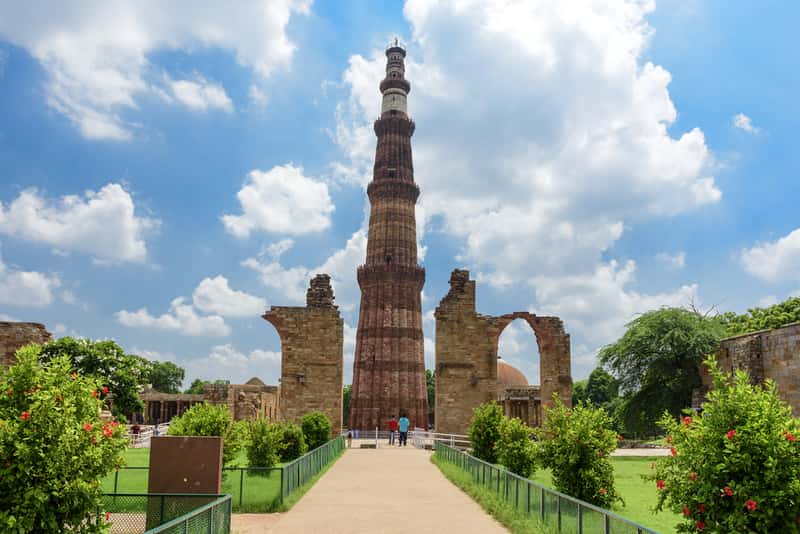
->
left=530, top=457, right=680, bottom=534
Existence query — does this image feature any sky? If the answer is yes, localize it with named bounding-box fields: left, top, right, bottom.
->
left=0, top=0, right=798, bottom=389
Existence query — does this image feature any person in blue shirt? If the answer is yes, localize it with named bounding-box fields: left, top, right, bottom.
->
left=398, top=413, right=410, bottom=446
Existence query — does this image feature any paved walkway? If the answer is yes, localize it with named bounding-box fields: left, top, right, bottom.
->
left=231, top=443, right=508, bottom=534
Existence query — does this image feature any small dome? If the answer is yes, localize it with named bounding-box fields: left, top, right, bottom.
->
left=498, top=359, right=528, bottom=387
left=245, top=377, right=266, bottom=386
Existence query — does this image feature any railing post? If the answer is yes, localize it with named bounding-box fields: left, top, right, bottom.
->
left=578, top=503, right=583, bottom=534
left=557, top=496, right=561, bottom=531
left=239, top=469, right=244, bottom=509
left=114, top=470, right=119, bottom=493
left=160, top=495, right=165, bottom=524
left=604, top=514, right=611, bottom=534
left=526, top=482, right=530, bottom=513
left=207, top=504, right=214, bottom=534
left=280, top=467, right=285, bottom=504
left=540, top=488, right=545, bottom=520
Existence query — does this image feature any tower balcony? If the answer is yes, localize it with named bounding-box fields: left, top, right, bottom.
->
left=357, top=263, right=425, bottom=290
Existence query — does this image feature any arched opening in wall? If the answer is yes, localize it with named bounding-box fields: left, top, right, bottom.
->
left=496, top=318, right=542, bottom=426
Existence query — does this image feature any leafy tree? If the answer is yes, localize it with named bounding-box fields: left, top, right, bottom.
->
left=467, top=402, right=504, bottom=464
left=0, top=346, right=127, bottom=533
left=652, top=357, right=800, bottom=533
left=342, top=385, right=352, bottom=427
left=717, top=296, right=800, bottom=337
left=572, top=379, right=588, bottom=406
left=168, top=403, right=245, bottom=466
left=496, top=416, right=537, bottom=477
left=586, top=367, right=619, bottom=406
left=426, top=369, right=435, bottom=425
left=184, top=379, right=210, bottom=394
left=301, top=411, right=332, bottom=450
left=599, top=308, right=722, bottom=434
left=144, top=361, right=184, bottom=394
left=38, top=337, right=149, bottom=418
left=535, top=397, right=622, bottom=508
left=246, top=418, right=282, bottom=470
left=277, top=422, right=307, bottom=461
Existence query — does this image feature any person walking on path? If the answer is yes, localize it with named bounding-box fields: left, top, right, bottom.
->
left=398, top=413, right=410, bottom=446
left=388, top=416, right=398, bottom=445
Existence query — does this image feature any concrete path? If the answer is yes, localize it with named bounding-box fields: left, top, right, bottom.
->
left=232, top=443, right=508, bottom=534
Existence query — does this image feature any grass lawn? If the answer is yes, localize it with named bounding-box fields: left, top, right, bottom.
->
left=530, top=457, right=680, bottom=534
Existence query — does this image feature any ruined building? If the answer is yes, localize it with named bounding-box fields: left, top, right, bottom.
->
left=0, top=321, right=52, bottom=367
left=349, top=41, right=428, bottom=430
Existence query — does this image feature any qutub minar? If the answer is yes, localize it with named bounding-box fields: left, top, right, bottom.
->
left=349, top=40, right=428, bottom=430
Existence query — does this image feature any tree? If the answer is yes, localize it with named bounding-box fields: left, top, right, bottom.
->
left=586, top=367, right=619, bottom=406
left=185, top=379, right=210, bottom=394
left=301, top=411, right=332, bottom=450
left=342, top=385, right=352, bottom=427
left=426, top=369, right=435, bottom=425
left=572, top=379, right=588, bottom=406
left=38, top=337, right=149, bottom=418
left=467, top=402, right=504, bottom=464
left=652, top=357, right=800, bottom=532
left=276, top=422, right=307, bottom=461
left=717, top=296, right=800, bottom=337
left=145, top=361, right=185, bottom=394
left=168, top=403, right=245, bottom=466
left=497, top=416, right=537, bottom=477
left=599, top=308, right=722, bottom=434
left=0, top=346, right=127, bottom=533
left=246, top=418, right=282, bottom=470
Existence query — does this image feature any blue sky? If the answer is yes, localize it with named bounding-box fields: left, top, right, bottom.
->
left=0, top=0, right=798, bottom=388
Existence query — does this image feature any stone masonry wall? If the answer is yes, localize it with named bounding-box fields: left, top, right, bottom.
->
left=263, top=275, right=344, bottom=434
left=0, top=322, right=52, bottom=367
left=435, top=270, right=572, bottom=435
left=702, top=322, right=800, bottom=413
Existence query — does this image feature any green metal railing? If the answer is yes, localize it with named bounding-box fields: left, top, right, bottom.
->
left=281, top=435, right=345, bottom=500
left=101, top=493, right=231, bottom=533
left=435, top=442, right=660, bottom=534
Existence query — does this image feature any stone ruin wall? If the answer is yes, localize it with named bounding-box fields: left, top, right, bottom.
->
left=263, top=274, right=344, bottom=435
left=701, top=322, right=800, bottom=414
left=435, top=270, right=572, bottom=435
left=0, top=322, right=52, bottom=367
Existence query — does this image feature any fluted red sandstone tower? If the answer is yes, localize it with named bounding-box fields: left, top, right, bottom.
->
left=350, top=40, right=428, bottom=430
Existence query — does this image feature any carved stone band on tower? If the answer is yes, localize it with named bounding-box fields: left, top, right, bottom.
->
left=350, top=40, right=428, bottom=430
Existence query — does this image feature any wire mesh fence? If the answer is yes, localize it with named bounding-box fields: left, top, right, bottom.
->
left=101, top=493, right=230, bottom=534
left=434, top=442, right=660, bottom=534
left=281, top=435, right=345, bottom=500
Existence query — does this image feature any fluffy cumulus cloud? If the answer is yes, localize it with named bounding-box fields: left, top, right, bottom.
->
left=164, top=74, right=233, bottom=112
left=0, top=255, right=61, bottom=308
left=733, top=113, right=760, bottom=134
left=182, top=344, right=281, bottom=385
left=192, top=275, right=267, bottom=317
left=741, top=228, right=800, bottom=283
left=116, top=297, right=230, bottom=337
left=655, top=251, right=686, bottom=269
left=0, top=1, right=310, bottom=139
left=0, top=183, right=159, bottom=263
left=332, top=0, right=718, bottom=372
left=222, top=165, right=335, bottom=238
left=243, top=229, right=367, bottom=311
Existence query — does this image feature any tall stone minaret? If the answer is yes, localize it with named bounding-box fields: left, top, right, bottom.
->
left=350, top=39, right=428, bottom=430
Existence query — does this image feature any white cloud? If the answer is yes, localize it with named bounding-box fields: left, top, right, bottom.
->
left=0, top=183, right=159, bottom=263
left=116, top=297, right=230, bottom=337
left=222, top=165, right=334, bottom=238
left=0, top=256, right=61, bottom=308
left=248, top=84, right=268, bottom=109
left=655, top=251, right=686, bottom=269
left=183, top=344, right=281, bottom=385
left=757, top=295, right=778, bottom=308
left=741, top=228, right=800, bottom=282
left=243, top=229, right=367, bottom=312
left=0, top=1, right=310, bottom=139
left=130, top=347, right=177, bottom=362
left=166, top=74, right=233, bottom=112
left=0, top=313, right=18, bottom=321
left=192, top=275, right=266, bottom=318
left=733, top=113, right=760, bottom=134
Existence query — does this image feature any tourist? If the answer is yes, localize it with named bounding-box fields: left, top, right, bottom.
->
left=388, top=415, right=398, bottom=445
left=398, top=413, right=410, bottom=446
left=347, top=430, right=353, bottom=448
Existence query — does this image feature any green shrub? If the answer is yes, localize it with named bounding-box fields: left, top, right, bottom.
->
left=468, top=402, right=504, bottom=464
left=278, top=422, right=307, bottom=461
left=651, top=356, right=800, bottom=533
left=246, top=418, right=282, bottom=469
left=535, top=397, right=622, bottom=508
left=301, top=411, right=332, bottom=450
left=497, top=416, right=537, bottom=478
left=167, top=403, right=244, bottom=466
left=0, top=345, right=127, bottom=533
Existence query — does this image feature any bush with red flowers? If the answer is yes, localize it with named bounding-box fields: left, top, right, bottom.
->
left=0, top=345, right=126, bottom=533
left=650, top=356, right=800, bottom=533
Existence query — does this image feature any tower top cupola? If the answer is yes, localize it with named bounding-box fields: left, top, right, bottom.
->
left=380, top=37, right=410, bottom=117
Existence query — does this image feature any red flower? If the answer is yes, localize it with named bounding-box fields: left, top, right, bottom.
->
left=689, top=472, right=698, bottom=481
left=83, top=423, right=92, bottom=432
left=112, top=421, right=120, bottom=427
left=697, top=503, right=705, bottom=513
left=724, top=486, right=733, bottom=497
left=726, top=429, right=736, bottom=439
left=682, top=505, right=691, bottom=517
left=786, top=432, right=796, bottom=442
left=599, top=487, right=607, bottom=495
left=91, top=436, right=97, bottom=445
left=670, top=447, right=677, bottom=456
left=92, top=390, right=98, bottom=398
left=102, top=386, right=109, bottom=395
left=682, top=416, right=693, bottom=427
left=665, top=434, right=672, bottom=444
left=105, top=511, right=111, bottom=521
left=745, top=499, right=757, bottom=511
left=20, top=411, right=30, bottom=421
left=696, top=520, right=705, bottom=530
left=656, top=479, right=665, bottom=490
left=103, top=427, right=113, bottom=438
